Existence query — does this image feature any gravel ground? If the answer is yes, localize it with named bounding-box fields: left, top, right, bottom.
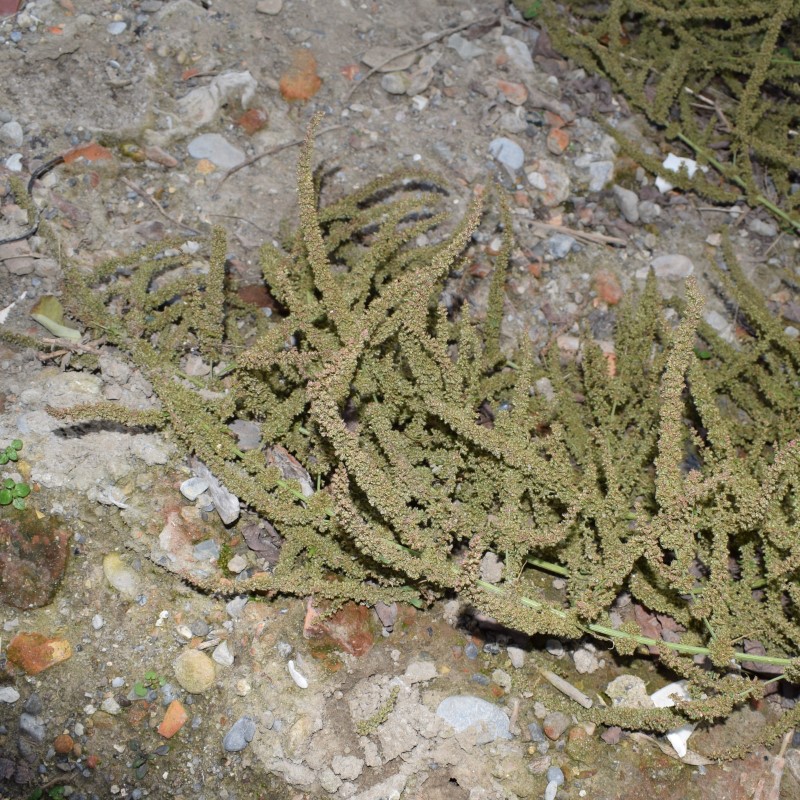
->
left=1, top=1, right=800, bottom=799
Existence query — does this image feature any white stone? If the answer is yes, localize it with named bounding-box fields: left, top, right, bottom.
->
left=288, top=660, right=308, bottom=689
left=212, top=640, right=235, bottom=667
left=0, top=687, right=20, bottom=703
left=650, top=681, right=695, bottom=757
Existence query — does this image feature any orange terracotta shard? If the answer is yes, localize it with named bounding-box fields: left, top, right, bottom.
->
left=280, top=49, right=322, bottom=101
left=7, top=632, right=72, bottom=675
left=62, top=142, right=114, bottom=164
left=158, top=699, right=189, bottom=738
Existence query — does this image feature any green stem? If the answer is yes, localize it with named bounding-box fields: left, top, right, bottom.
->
left=676, top=133, right=800, bottom=233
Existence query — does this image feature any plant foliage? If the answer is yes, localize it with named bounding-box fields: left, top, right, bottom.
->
left=45, top=116, right=800, bottom=756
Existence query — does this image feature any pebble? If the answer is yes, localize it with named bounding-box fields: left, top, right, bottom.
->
left=447, top=32, right=486, bottom=60
left=500, top=34, right=536, bottom=73
left=527, top=159, right=571, bottom=206
left=180, top=477, right=209, bottom=501
left=528, top=721, right=547, bottom=744
left=173, top=649, right=216, bottom=694
left=187, top=133, right=245, bottom=170
left=256, top=0, right=283, bottom=13
left=492, top=669, right=512, bottom=691
left=54, top=733, right=74, bottom=755
left=542, top=711, right=570, bottom=740
left=193, top=539, right=220, bottom=561
left=212, top=640, right=234, bottom=667
left=649, top=254, right=694, bottom=281
left=100, top=697, right=121, bottom=715
left=91, top=614, right=105, bottom=631
left=226, top=554, right=248, bottom=573
left=226, top=596, right=249, bottom=618
left=111, top=677, right=125, bottom=689
left=464, top=642, right=479, bottom=660
left=479, top=551, right=503, bottom=583
left=544, top=780, right=559, bottom=800
left=19, top=713, right=46, bottom=743
left=435, top=696, right=512, bottom=742
left=587, top=160, right=614, bottom=191
left=546, top=234, right=576, bottom=260
left=24, top=694, right=42, bottom=715
left=489, top=137, right=525, bottom=173
left=380, top=73, right=410, bottom=95
left=223, top=716, right=256, bottom=752
left=748, top=218, right=778, bottom=238
left=102, top=553, right=141, bottom=598
left=612, top=185, right=640, bottom=223
left=107, top=21, right=127, bottom=35
left=0, top=687, right=20, bottom=703
left=0, top=120, right=23, bottom=147
left=190, top=619, right=210, bottom=637
left=638, top=200, right=661, bottom=224
left=507, top=646, right=525, bottom=669
left=547, top=765, right=565, bottom=785
left=572, top=647, right=600, bottom=674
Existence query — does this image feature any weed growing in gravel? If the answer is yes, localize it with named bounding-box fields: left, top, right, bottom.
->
left=0, top=439, right=31, bottom=510
left=41, top=115, right=800, bottom=758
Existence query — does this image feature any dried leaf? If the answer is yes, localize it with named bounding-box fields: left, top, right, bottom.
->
left=30, top=295, right=82, bottom=342
left=62, top=142, right=114, bottom=164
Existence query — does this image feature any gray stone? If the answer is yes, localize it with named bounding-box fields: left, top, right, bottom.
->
left=223, top=715, right=256, bottom=752
left=187, top=133, right=245, bottom=170
left=22, top=694, right=41, bottom=715
left=547, top=234, right=576, bottom=260
left=500, top=34, right=535, bottom=73
left=587, top=160, right=614, bottom=191
left=226, top=595, right=249, bottom=618
left=403, top=660, right=437, bottom=684
left=255, top=0, right=283, bottom=13
left=573, top=646, right=600, bottom=674
left=547, top=765, right=565, bottom=785
left=0, top=687, right=20, bottom=703
left=489, top=137, right=525, bottom=173
left=479, top=551, right=503, bottom=583
left=650, top=254, right=694, bottom=281
left=446, top=32, right=486, bottom=60
left=638, top=200, right=661, bottom=224
left=612, top=185, right=640, bottom=223
left=507, top=645, right=525, bottom=669
left=380, top=72, right=410, bottom=95
left=748, top=218, right=778, bottom=238
left=19, top=713, right=46, bottom=743
left=212, top=640, right=234, bottom=667
left=0, top=121, right=23, bottom=147
left=180, top=477, right=209, bottom=501
left=435, top=695, right=511, bottom=742
left=542, top=710, right=570, bottom=740
left=544, top=780, right=559, bottom=800
left=331, top=754, right=364, bottom=780
left=107, top=21, right=127, bottom=35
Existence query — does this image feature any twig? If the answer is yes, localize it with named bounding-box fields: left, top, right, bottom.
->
left=217, top=125, right=345, bottom=186
left=37, top=337, right=105, bottom=360
left=512, top=210, right=626, bottom=247
left=344, top=14, right=500, bottom=103
left=539, top=668, right=594, bottom=708
left=120, top=178, right=202, bottom=236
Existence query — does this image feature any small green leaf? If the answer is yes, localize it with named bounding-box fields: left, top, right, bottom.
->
left=6, top=448, right=18, bottom=462
left=0, top=489, right=12, bottom=505
left=133, top=682, right=148, bottom=698
left=694, top=347, right=713, bottom=360
left=12, top=497, right=26, bottom=511
left=11, top=439, right=23, bottom=451
left=3, top=478, right=14, bottom=490
left=13, top=483, right=30, bottom=498
left=0, top=454, right=7, bottom=465
left=144, top=669, right=158, bottom=682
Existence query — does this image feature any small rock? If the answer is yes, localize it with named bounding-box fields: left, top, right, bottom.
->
left=23, top=694, right=41, bottom=715
left=546, top=127, right=570, bottom=156
left=193, top=539, right=220, bottom=562
left=546, top=234, right=576, bottom=260
left=19, top=714, right=46, bottom=743
left=223, top=716, right=256, bottom=752
left=638, top=200, right=661, bottom=224
left=547, top=766, right=565, bottom=785
left=102, top=553, right=141, bottom=598
left=255, top=0, right=283, bottom=13
left=404, top=660, right=437, bottom=684
left=331, top=755, right=364, bottom=780
left=288, top=659, right=308, bottom=689
left=53, top=734, right=74, bottom=754
left=527, top=721, right=546, bottom=743
left=158, top=700, right=188, bottom=738
left=649, top=254, right=694, bottom=281
left=495, top=79, right=527, bottom=106
left=499, top=35, right=536, bottom=73
left=380, top=72, right=410, bottom=95
left=464, top=642, right=479, bottom=660
left=212, top=640, right=234, bottom=667
left=319, top=767, right=342, bottom=793
left=447, top=32, right=486, bottom=60
left=187, top=133, right=245, bottom=170
left=544, top=779, right=559, bottom=800
left=107, top=21, right=127, bottom=35
left=542, top=711, right=570, bottom=740
left=235, top=679, right=252, bottom=696
left=705, top=232, right=722, bottom=247
left=226, top=554, right=247, bottom=573
left=479, top=551, right=504, bottom=583
left=527, top=158, right=571, bottom=206
left=7, top=633, right=72, bottom=675
left=593, top=269, right=623, bottom=305
left=601, top=725, right=622, bottom=744
left=100, top=697, right=121, bottom=715
left=492, top=669, right=512, bottom=691
left=573, top=647, right=600, bottom=674
left=435, top=695, right=512, bottom=743
left=605, top=674, right=653, bottom=708
left=361, top=45, right=417, bottom=72
left=173, top=649, right=216, bottom=694
left=489, top=137, right=525, bottom=173
left=226, top=596, right=249, bottom=618
left=0, top=121, right=23, bottom=147
left=534, top=377, right=556, bottom=402
left=587, top=160, right=614, bottom=191
left=190, top=619, right=210, bottom=637
left=612, top=185, right=640, bottom=223
left=748, top=218, right=778, bottom=238
left=0, top=687, right=20, bottom=703
left=180, top=477, right=209, bottom=501
left=507, top=646, right=525, bottom=669
left=91, top=614, right=105, bottom=631
left=228, top=419, right=262, bottom=450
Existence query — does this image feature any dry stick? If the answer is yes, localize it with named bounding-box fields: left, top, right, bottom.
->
left=121, top=178, right=202, bottom=236
left=511, top=209, right=626, bottom=247
left=344, top=14, right=500, bottom=103
left=218, top=125, right=345, bottom=186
